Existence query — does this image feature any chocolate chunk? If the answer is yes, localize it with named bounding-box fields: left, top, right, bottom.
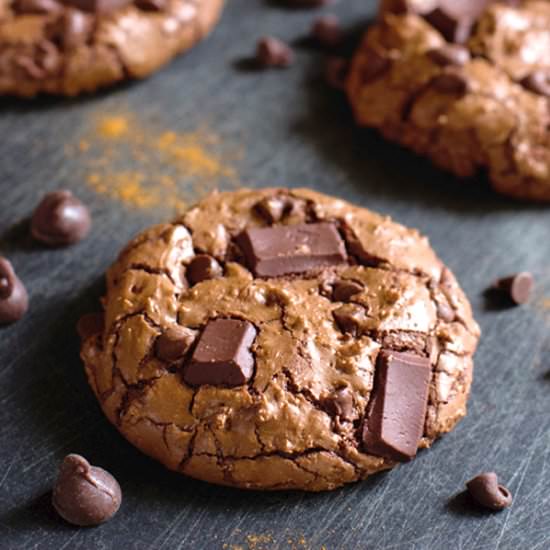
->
left=432, top=71, right=470, bottom=94
left=324, top=57, right=349, bottom=90
left=256, top=37, right=294, bottom=68
left=324, top=387, right=354, bottom=420
left=237, top=222, right=347, bottom=278
left=312, top=15, right=343, bottom=48
left=255, top=195, right=291, bottom=224
left=52, top=454, right=121, bottom=526
left=332, top=280, right=363, bottom=302
left=466, top=472, right=513, bottom=511
left=62, top=0, right=132, bottom=13
left=0, top=258, right=29, bottom=325
left=47, top=9, right=94, bottom=50
left=156, top=326, right=197, bottom=362
left=187, top=255, right=223, bottom=285
left=14, top=0, right=61, bottom=14
left=520, top=70, right=550, bottom=98
left=425, top=0, right=490, bottom=44
left=360, top=48, right=391, bottom=83
left=31, top=190, right=91, bottom=246
left=333, top=304, right=367, bottom=336
left=362, top=350, right=431, bottom=462
left=77, top=312, right=104, bottom=341
left=427, top=45, right=470, bottom=67
left=184, top=319, right=257, bottom=386
left=493, top=272, right=534, bottom=305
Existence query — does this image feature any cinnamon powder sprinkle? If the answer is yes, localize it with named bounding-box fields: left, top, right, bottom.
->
left=69, top=112, right=241, bottom=213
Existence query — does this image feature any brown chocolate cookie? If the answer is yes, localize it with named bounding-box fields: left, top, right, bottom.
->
left=80, top=188, right=479, bottom=491
left=0, top=0, right=224, bottom=97
left=348, top=1, right=550, bottom=202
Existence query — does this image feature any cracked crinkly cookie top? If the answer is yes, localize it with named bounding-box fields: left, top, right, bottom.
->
left=80, top=188, right=480, bottom=491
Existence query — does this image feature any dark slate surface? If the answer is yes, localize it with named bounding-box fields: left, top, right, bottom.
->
left=1, top=1, right=550, bottom=549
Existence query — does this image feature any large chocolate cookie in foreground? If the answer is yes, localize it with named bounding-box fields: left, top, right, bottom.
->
left=348, top=1, right=550, bottom=201
left=0, top=0, right=224, bottom=97
left=80, top=188, right=480, bottom=491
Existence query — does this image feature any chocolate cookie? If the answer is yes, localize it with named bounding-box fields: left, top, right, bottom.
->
left=348, top=1, right=550, bottom=201
left=80, top=188, right=480, bottom=491
left=0, top=0, right=224, bottom=97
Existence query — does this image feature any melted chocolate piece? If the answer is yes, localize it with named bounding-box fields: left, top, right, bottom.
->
left=237, top=222, right=347, bottom=278
left=427, top=44, right=470, bottom=67
left=184, top=319, right=257, bottom=386
left=520, top=70, right=550, bottom=98
left=332, top=280, right=363, bottom=302
left=156, top=326, right=197, bottom=362
left=432, top=71, right=470, bottom=94
left=362, top=350, right=431, bottom=462
left=187, top=255, right=223, bottom=285
left=62, top=0, right=132, bottom=14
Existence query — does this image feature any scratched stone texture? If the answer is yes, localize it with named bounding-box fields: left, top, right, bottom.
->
left=1, top=1, right=550, bottom=549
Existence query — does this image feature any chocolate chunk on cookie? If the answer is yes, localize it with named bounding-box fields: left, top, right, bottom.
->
left=0, top=0, right=225, bottom=97
left=348, top=1, right=550, bottom=201
left=80, top=188, right=480, bottom=491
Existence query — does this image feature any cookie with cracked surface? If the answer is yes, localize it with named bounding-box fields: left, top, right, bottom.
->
left=348, top=1, right=550, bottom=201
left=0, top=0, right=224, bottom=97
left=79, top=188, right=480, bottom=491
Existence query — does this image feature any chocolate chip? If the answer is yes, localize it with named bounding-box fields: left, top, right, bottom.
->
left=135, top=0, right=167, bottom=10
left=493, top=272, right=534, bottom=305
left=437, top=301, right=456, bottom=322
left=14, top=0, right=61, bottom=14
left=520, top=70, right=550, bottom=98
left=255, top=195, right=291, bottom=224
left=184, top=319, right=257, bottom=387
left=432, top=71, right=470, bottom=94
left=63, top=0, right=132, bottom=13
left=324, top=387, right=354, bottom=420
left=237, top=222, right=347, bottom=278
left=256, top=37, right=294, bottom=68
left=425, top=0, right=490, bottom=44
left=47, top=9, right=94, bottom=50
left=427, top=44, right=470, bottom=67
left=466, top=472, right=513, bottom=511
left=31, top=190, right=91, bottom=246
left=156, top=326, right=197, bottom=362
left=312, top=15, right=343, bottom=48
left=324, top=57, right=349, bottom=90
left=187, top=255, right=223, bottom=285
left=362, top=350, right=431, bottom=461
left=332, top=280, right=363, bottom=302
left=52, top=454, right=121, bottom=526
left=360, top=48, right=391, bottom=83
left=0, top=258, right=29, bottom=325
left=332, top=304, right=367, bottom=336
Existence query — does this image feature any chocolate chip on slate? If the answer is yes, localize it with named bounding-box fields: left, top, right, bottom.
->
left=427, top=44, right=470, bottom=67
left=237, top=222, right=347, bottom=278
left=31, top=190, right=91, bottom=246
left=324, top=387, right=354, bottom=420
left=363, top=350, right=431, bottom=462
left=432, top=71, right=470, bottom=94
left=332, top=280, right=363, bottom=302
left=466, top=472, right=513, bottom=511
left=0, top=257, right=28, bottom=325
left=13, top=0, right=61, bottom=14
left=312, top=15, right=343, bottom=48
left=187, top=255, right=223, bottom=285
left=493, top=272, right=534, bottom=305
left=324, top=57, right=349, bottom=90
left=333, top=304, right=366, bottom=336
left=52, top=454, right=121, bottom=527
left=520, top=70, right=550, bottom=98
left=360, top=48, right=391, bottom=83
left=184, top=319, right=257, bottom=386
left=156, top=326, right=197, bottom=362
left=63, top=0, right=132, bottom=13
left=255, top=195, right=290, bottom=224
left=256, top=37, right=294, bottom=68
left=425, top=0, right=490, bottom=44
